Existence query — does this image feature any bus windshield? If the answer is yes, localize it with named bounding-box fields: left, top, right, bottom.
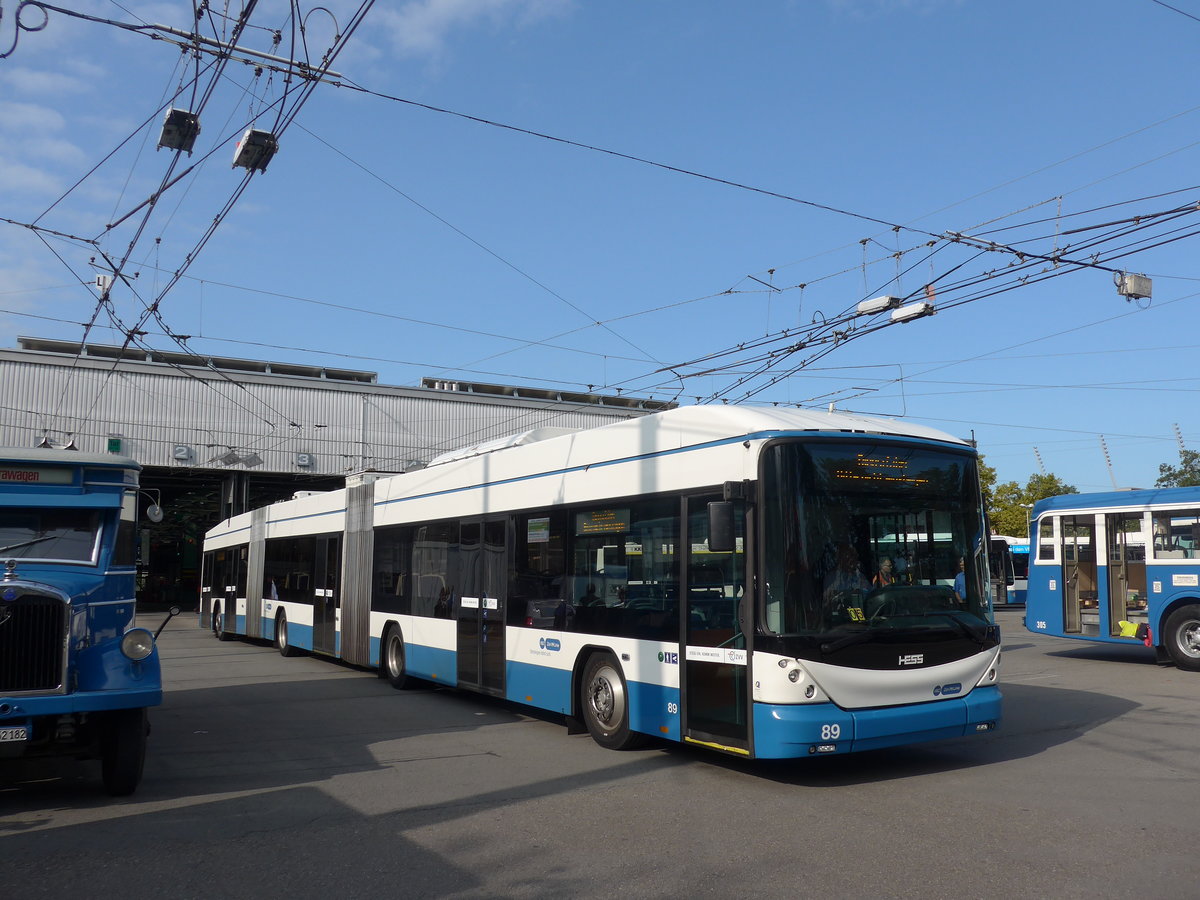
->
left=762, top=440, right=991, bottom=639
left=0, top=508, right=102, bottom=563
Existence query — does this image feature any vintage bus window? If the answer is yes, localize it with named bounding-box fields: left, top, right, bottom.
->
left=761, top=441, right=989, bottom=637
left=1038, top=516, right=1056, bottom=561
left=113, top=492, right=137, bottom=567
left=0, top=508, right=101, bottom=563
left=1152, top=510, right=1200, bottom=559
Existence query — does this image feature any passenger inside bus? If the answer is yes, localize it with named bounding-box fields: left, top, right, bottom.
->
left=823, top=543, right=870, bottom=600
left=871, top=557, right=895, bottom=588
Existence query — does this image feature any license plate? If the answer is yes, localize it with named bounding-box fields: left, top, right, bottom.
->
left=0, top=725, right=29, bottom=743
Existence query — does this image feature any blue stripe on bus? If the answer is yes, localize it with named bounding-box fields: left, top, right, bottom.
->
left=752, top=685, right=1002, bottom=758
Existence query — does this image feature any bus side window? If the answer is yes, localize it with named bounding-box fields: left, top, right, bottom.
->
left=1038, top=517, right=1055, bottom=561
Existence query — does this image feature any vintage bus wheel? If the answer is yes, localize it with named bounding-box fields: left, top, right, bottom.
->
left=1164, top=605, right=1200, bottom=671
left=275, top=612, right=300, bottom=657
left=381, top=626, right=410, bottom=689
left=580, top=653, right=645, bottom=750
left=101, top=708, right=147, bottom=797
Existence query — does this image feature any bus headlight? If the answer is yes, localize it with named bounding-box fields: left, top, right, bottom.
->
left=120, top=628, right=155, bottom=661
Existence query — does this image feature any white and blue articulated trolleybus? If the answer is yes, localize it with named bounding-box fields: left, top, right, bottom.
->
left=201, top=406, right=1002, bottom=759
left=0, top=448, right=173, bottom=795
left=1025, top=486, right=1200, bottom=671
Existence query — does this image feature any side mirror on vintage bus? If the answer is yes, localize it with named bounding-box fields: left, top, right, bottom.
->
left=154, top=606, right=182, bottom=639
left=708, top=501, right=735, bottom=553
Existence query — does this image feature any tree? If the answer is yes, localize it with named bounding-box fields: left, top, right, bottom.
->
left=1156, top=449, right=1200, bottom=488
left=978, top=457, right=997, bottom=511
left=985, top=471, right=1077, bottom=537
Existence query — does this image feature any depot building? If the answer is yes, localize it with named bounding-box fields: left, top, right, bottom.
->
left=0, top=337, right=672, bottom=609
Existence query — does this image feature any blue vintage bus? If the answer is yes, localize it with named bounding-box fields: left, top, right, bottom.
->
left=202, top=406, right=1001, bottom=759
left=0, top=448, right=171, bottom=794
left=1025, top=486, right=1200, bottom=670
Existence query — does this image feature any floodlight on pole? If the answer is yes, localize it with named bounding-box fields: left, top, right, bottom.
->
left=233, top=129, right=278, bottom=172
left=890, top=301, right=935, bottom=324
left=856, top=295, right=902, bottom=316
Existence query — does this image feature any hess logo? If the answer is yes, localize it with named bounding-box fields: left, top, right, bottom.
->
left=898, top=654, right=924, bottom=666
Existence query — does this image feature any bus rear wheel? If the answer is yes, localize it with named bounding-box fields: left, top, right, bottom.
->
left=381, top=626, right=409, bottom=689
left=212, top=605, right=230, bottom=641
left=276, top=612, right=300, bottom=657
left=101, top=708, right=147, bottom=796
left=580, top=653, right=645, bottom=750
left=1163, top=605, right=1200, bottom=671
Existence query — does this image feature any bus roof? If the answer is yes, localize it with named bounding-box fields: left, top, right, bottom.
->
left=424, top=404, right=969, bottom=468
left=0, top=446, right=141, bottom=471
left=1032, top=485, right=1200, bottom=517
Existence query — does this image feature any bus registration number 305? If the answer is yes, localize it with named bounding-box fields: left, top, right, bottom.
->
left=0, top=725, right=29, bottom=743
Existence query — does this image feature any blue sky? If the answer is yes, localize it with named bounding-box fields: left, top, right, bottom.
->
left=2, top=0, right=1198, bottom=492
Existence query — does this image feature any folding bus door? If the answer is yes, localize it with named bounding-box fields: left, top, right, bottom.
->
left=457, top=520, right=507, bottom=696
left=1106, top=512, right=1147, bottom=637
left=1061, top=516, right=1097, bottom=635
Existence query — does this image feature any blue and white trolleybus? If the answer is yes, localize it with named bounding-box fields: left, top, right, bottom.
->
left=201, top=406, right=1002, bottom=758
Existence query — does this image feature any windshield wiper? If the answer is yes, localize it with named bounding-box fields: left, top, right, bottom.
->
left=0, top=535, right=55, bottom=556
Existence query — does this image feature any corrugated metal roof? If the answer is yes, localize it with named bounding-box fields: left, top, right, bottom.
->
left=0, top=338, right=670, bottom=476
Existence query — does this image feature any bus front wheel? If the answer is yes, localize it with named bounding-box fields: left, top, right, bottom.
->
left=101, top=708, right=147, bottom=796
left=580, top=653, right=646, bottom=750
left=1163, top=605, right=1200, bottom=671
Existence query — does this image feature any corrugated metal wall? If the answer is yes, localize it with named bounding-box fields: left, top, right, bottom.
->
left=0, top=348, right=651, bottom=475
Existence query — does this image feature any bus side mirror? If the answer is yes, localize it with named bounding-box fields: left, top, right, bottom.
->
left=708, top=501, right=735, bottom=553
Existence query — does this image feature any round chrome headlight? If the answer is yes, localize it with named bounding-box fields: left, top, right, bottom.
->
left=120, top=628, right=155, bottom=661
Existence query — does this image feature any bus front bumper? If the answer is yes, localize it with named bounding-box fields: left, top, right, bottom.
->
left=752, top=684, right=1002, bottom=759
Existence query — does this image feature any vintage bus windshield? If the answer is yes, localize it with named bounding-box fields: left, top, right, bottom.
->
left=762, top=440, right=990, bottom=639
left=0, top=508, right=101, bottom=563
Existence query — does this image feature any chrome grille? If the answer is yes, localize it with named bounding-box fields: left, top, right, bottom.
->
left=0, top=592, right=68, bottom=693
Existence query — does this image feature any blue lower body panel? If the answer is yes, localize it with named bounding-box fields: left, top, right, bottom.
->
left=752, top=685, right=1002, bottom=759
left=406, top=643, right=458, bottom=686
left=506, top=661, right=572, bottom=713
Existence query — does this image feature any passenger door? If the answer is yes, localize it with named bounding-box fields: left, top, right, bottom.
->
left=1106, top=513, right=1147, bottom=637
left=682, top=495, right=749, bottom=754
left=312, top=535, right=340, bottom=655
left=457, top=519, right=507, bottom=695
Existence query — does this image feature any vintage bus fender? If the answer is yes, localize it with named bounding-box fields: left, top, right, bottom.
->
left=74, top=636, right=164, bottom=703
